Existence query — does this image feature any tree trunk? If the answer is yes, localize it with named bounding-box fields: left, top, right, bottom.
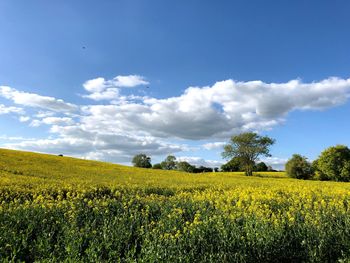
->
left=244, top=164, right=253, bottom=176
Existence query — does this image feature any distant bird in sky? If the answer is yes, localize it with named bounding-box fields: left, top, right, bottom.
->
left=82, top=46, right=86, bottom=49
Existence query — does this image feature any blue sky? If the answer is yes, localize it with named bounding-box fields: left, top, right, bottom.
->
left=1, top=0, right=350, bottom=169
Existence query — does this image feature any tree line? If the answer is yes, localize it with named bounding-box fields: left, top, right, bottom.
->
left=132, top=154, right=217, bottom=173
left=132, top=132, right=350, bottom=182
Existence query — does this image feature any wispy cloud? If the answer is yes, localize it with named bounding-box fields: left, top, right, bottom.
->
left=0, top=86, right=77, bottom=113
left=0, top=104, right=24, bottom=115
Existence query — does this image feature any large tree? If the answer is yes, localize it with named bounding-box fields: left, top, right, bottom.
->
left=314, top=145, right=350, bottom=181
left=222, top=132, right=275, bottom=176
left=161, top=155, right=177, bottom=170
left=132, top=154, right=152, bottom=168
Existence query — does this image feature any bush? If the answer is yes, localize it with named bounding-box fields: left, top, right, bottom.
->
left=176, top=161, right=196, bottom=173
left=314, top=145, right=350, bottom=182
left=285, top=154, right=313, bottom=180
left=152, top=163, right=162, bottom=169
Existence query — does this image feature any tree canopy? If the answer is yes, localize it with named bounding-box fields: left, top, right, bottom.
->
left=285, top=154, right=313, bottom=180
left=132, top=154, right=152, bottom=168
left=222, top=132, right=275, bottom=176
left=161, top=155, right=177, bottom=170
left=177, top=161, right=196, bottom=173
left=314, top=145, right=350, bottom=182
left=221, top=157, right=241, bottom=172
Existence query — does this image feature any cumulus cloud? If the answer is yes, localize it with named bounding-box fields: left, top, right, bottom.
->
left=0, top=86, right=77, bottom=113
left=2, top=75, right=350, bottom=164
left=0, top=104, right=24, bottom=115
left=79, top=77, right=350, bottom=140
left=6, top=128, right=185, bottom=163
left=82, top=75, right=149, bottom=101
left=19, top=116, right=30, bottom=122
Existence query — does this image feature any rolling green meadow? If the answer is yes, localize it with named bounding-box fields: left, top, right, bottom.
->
left=2, top=148, right=350, bottom=262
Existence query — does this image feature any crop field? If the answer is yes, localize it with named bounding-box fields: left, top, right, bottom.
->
left=1, top=148, right=350, bottom=262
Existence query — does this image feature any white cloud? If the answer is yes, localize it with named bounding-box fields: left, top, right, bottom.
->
left=82, top=88, right=119, bottom=101
left=0, top=104, right=24, bottom=115
left=6, top=125, right=185, bottom=163
left=202, top=142, right=226, bottom=150
left=177, top=156, right=223, bottom=168
left=19, top=116, right=30, bottom=122
left=35, top=111, right=55, bottom=118
left=82, top=75, right=149, bottom=101
left=2, top=75, right=350, bottom=164
left=0, top=86, right=77, bottom=113
left=260, top=157, right=288, bottom=170
left=30, top=117, right=75, bottom=127
left=112, top=75, right=149, bottom=87
left=79, top=77, right=350, bottom=140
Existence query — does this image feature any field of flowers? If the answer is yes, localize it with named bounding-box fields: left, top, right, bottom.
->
left=1, top=148, right=350, bottom=262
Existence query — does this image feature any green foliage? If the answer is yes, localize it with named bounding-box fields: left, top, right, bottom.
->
left=152, top=163, right=162, bottom=169
left=176, top=161, right=195, bottom=173
left=161, top=155, right=177, bottom=170
left=132, top=154, right=152, bottom=168
left=254, top=162, right=268, bottom=172
left=285, top=154, right=313, bottom=180
left=314, top=145, right=350, bottom=182
left=341, top=161, right=350, bottom=180
left=221, top=157, right=241, bottom=172
left=222, top=132, right=275, bottom=176
left=193, top=166, right=213, bottom=173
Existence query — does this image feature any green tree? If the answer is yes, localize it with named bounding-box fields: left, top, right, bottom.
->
left=341, top=161, right=350, bottom=180
left=221, top=157, right=241, bottom=172
left=285, top=154, right=313, bottom=179
left=152, top=163, right=162, bottom=169
left=314, top=145, right=350, bottom=181
left=161, top=155, right=177, bottom=170
left=222, top=132, right=275, bottom=176
left=177, top=161, right=195, bottom=173
left=132, top=154, right=152, bottom=168
left=254, top=162, right=268, bottom=172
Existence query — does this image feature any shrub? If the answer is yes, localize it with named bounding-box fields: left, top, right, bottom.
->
left=152, top=163, right=162, bottom=169
left=176, top=161, right=195, bottom=173
left=285, top=154, right=313, bottom=180
left=314, top=145, right=350, bottom=182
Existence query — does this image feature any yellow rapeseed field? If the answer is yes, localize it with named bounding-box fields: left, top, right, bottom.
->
left=1, top=148, right=350, bottom=262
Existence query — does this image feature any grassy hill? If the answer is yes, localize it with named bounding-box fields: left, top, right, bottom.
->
left=0, top=148, right=287, bottom=190
left=0, top=147, right=346, bottom=191
left=1, top=148, right=350, bottom=262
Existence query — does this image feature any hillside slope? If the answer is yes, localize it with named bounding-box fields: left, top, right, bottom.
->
left=0, top=148, right=288, bottom=191
left=2, top=149, right=350, bottom=262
